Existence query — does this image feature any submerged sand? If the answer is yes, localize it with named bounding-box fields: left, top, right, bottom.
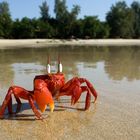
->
left=1, top=39, right=140, bottom=49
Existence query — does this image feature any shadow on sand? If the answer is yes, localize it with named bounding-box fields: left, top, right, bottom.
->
left=1, top=99, right=97, bottom=121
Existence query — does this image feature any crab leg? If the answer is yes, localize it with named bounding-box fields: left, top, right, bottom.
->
left=0, top=87, right=12, bottom=118
left=79, top=78, right=98, bottom=102
left=7, top=91, right=22, bottom=114
left=57, top=77, right=97, bottom=110
left=71, top=84, right=82, bottom=105
left=58, top=84, right=92, bottom=110
left=28, top=96, right=43, bottom=119
left=0, top=86, right=42, bottom=119
left=8, top=95, right=12, bottom=114
left=14, top=95, right=22, bottom=113
left=81, top=86, right=91, bottom=110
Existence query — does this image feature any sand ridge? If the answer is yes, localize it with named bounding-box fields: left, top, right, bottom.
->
left=1, top=39, right=140, bottom=49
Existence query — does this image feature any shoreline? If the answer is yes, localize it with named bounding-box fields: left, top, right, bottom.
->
left=0, top=39, right=140, bottom=49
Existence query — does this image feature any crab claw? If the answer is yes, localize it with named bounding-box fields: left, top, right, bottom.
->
left=34, top=79, right=54, bottom=113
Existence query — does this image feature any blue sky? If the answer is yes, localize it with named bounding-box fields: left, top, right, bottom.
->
left=1, top=0, right=135, bottom=21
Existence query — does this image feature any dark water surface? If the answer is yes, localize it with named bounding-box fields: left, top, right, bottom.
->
left=0, top=45, right=140, bottom=140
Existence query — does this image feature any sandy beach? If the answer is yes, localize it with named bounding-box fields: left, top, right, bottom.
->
left=1, top=39, right=140, bottom=49
left=0, top=40, right=140, bottom=140
left=0, top=90, right=140, bottom=140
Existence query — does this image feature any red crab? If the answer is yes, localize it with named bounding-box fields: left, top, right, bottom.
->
left=0, top=58, right=98, bottom=119
left=0, top=79, right=54, bottom=119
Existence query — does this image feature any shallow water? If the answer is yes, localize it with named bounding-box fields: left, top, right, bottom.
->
left=0, top=46, right=140, bottom=140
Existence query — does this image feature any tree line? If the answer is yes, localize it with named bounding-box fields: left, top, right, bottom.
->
left=0, top=0, right=140, bottom=39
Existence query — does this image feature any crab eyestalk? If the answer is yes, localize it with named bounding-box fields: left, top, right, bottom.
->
left=47, top=63, right=51, bottom=74
left=47, top=56, right=51, bottom=73
left=58, top=56, right=63, bottom=73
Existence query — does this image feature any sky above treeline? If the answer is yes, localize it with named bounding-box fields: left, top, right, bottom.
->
left=1, top=0, right=135, bottom=21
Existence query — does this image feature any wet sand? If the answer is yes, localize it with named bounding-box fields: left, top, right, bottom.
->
left=0, top=88, right=140, bottom=140
left=0, top=42, right=140, bottom=140
left=1, top=39, right=140, bottom=49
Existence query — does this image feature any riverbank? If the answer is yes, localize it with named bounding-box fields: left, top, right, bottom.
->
left=0, top=39, right=140, bottom=49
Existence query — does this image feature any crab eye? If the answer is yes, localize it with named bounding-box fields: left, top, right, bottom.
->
left=47, top=56, right=51, bottom=73
left=58, top=56, right=63, bottom=73
left=47, top=63, right=51, bottom=73
left=58, top=62, right=62, bottom=73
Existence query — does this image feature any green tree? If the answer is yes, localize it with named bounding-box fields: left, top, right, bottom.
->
left=54, top=0, right=80, bottom=38
left=106, top=1, right=134, bottom=38
left=66, top=5, right=80, bottom=37
left=0, top=1, right=12, bottom=38
left=131, top=1, right=140, bottom=38
left=97, top=22, right=110, bottom=38
left=70, top=5, right=80, bottom=22
left=54, top=0, right=68, bottom=38
left=82, top=16, right=105, bottom=39
left=35, top=20, right=54, bottom=38
left=69, top=19, right=83, bottom=38
left=39, top=1, right=50, bottom=22
left=12, top=17, right=34, bottom=39
left=54, top=0, right=68, bottom=21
